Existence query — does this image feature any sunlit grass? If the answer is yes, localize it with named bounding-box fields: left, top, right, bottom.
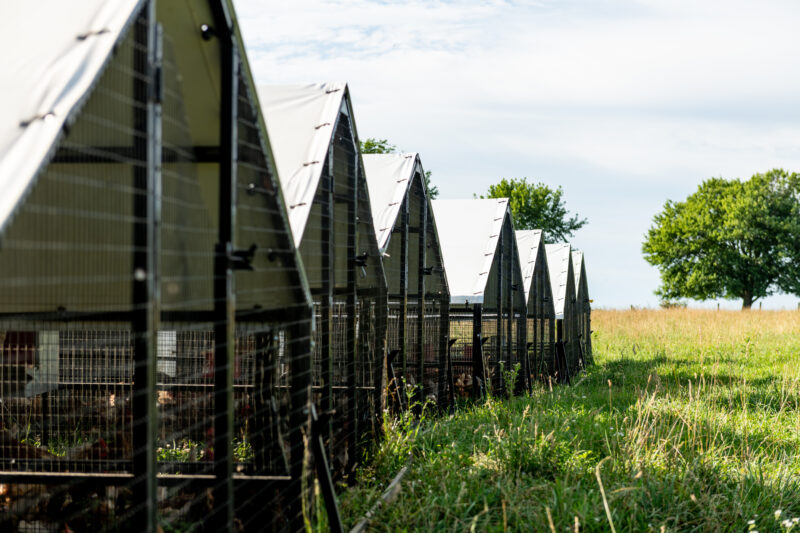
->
left=333, top=309, right=800, bottom=532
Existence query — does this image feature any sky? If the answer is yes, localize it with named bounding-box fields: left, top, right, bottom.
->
left=234, top=0, right=800, bottom=310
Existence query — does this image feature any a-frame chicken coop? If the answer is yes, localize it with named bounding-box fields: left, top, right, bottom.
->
left=258, top=83, right=388, bottom=481
left=515, top=230, right=556, bottom=386
left=362, top=153, right=451, bottom=410
left=572, top=250, right=592, bottom=367
left=431, top=199, right=526, bottom=399
left=0, top=1, right=314, bottom=531
left=545, top=244, right=580, bottom=383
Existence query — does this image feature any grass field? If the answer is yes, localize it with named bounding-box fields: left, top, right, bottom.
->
left=333, top=309, right=800, bottom=532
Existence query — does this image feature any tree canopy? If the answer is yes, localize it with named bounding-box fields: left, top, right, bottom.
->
left=359, top=137, right=438, bottom=199
left=479, top=178, right=587, bottom=242
left=642, top=169, right=800, bottom=309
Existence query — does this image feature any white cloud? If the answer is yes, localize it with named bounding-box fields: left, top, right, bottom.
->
left=234, top=0, right=800, bottom=308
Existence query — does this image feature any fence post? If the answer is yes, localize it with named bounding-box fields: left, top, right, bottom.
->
left=496, top=221, right=504, bottom=395
left=130, top=2, right=160, bottom=531
left=472, top=304, right=483, bottom=399
left=346, top=125, right=358, bottom=481
left=399, top=183, right=409, bottom=389
left=288, top=307, right=313, bottom=532
left=210, top=1, right=237, bottom=530
left=416, top=184, right=427, bottom=404
left=438, top=295, right=451, bottom=410
left=320, top=167, right=334, bottom=463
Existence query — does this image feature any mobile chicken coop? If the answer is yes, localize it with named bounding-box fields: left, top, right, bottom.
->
left=572, top=250, right=592, bottom=366
left=431, top=199, right=526, bottom=399
left=258, top=83, right=388, bottom=481
left=515, top=230, right=556, bottom=385
left=362, top=154, right=451, bottom=410
left=545, top=244, right=580, bottom=382
left=0, top=1, right=315, bottom=531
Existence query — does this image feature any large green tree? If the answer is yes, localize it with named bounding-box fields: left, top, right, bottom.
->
left=480, top=178, right=587, bottom=242
left=359, top=138, right=438, bottom=199
left=643, top=169, right=800, bottom=309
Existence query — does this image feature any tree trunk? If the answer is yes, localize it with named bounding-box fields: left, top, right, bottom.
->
left=742, top=290, right=753, bottom=310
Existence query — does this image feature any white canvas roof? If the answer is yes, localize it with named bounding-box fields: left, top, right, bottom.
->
left=515, top=229, right=543, bottom=303
left=0, top=0, right=143, bottom=233
left=431, top=198, right=509, bottom=304
left=545, top=243, right=572, bottom=319
left=258, top=82, right=350, bottom=247
left=362, top=153, right=419, bottom=252
left=572, top=250, right=585, bottom=297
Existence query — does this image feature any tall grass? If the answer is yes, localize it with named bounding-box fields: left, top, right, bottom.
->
left=334, top=309, right=800, bottom=532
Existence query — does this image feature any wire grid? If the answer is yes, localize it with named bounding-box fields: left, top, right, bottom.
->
left=422, top=302, right=443, bottom=404
left=300, top=105, right=386, bottom=481
left=404, top=303, right=421, bottom=389
left=157, top=46, right=314, bottom=530
left=0, top=12, right=146, bottom=530
left=422, top=200, right=451, bottom=408
left=232, top=66, right=314, bottom=529
left=156, top=24, right=217, bottom=493
left=481, top=314, right=502, bottom=393
left=0, top=12, right=313, bottom=531
left=449, top=310, right=475, bottom=399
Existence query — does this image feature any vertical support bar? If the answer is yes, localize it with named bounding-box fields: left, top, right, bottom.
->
left=131, top=3, right=160, bottom=531
left=288, top=307, right=313, bottom=532
left=399, top=189, right=408, bottom=385
left=211, top=4, right=237, bottom=529
left=586, top=304, right=592, bottom=364
left=508, top=227, right=518, bottom=393
left=546, top=306, right=561, bottom=377
left=471, top=304, right=483, bottom=399
left=320, top=167, right=334, bottom=461
left=374, top=279, right=389, bottom=432
left=251, top=331, right=274, bottom=473
left=416, top=181, right=426, bottom=403
left=438, top=294, right=450, bottom=410
left=496, top=222, right=504, bottom=395
left=320, top=169, right=334, bottom=463
left=345, top=118, right=358, bottom=481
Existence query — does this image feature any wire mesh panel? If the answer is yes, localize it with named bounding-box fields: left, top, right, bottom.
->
left=296, top=99, right=386, bottom=483
left=1, top=4, right=314, bottom=531
left=528, top=246, right=557, bottom=382
left=449, top=309, right=476, bottom=400
left=422, top=301, right=443, bottom=404
left=0, top=9, right=149, bottom=531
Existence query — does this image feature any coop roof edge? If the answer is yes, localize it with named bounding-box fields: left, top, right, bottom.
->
left=257, top=82, right=350, bottom=248
left=0, top=0, right=146, bottom=237
left=545, top=243, right=573, bottom=320
left=431, top=198, right=510, bottom=304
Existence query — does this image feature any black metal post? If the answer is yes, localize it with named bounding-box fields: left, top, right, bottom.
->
left=416, top=183, right=426, bottom=403
left=211, top=2, right=237, bottom=529
left=399, top=188, right=409, bottom=389
left=506, top=224, right=515, bottom=391
left=320, top=167, right=334, bottom=461
left=346, top=122, right=358, bottom=480
left=438, top=295, right=451, bottom=410
left=496, top=223, right=504, bottom=395
left=130, top=3, right=160, bottom=531
left=472, top=304, right=483, bottom=399
left=288, top=308, right=313, bottom=532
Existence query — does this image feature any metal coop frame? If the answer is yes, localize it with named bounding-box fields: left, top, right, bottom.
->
left=259, top=84, right=388, bottom=483
left=515, top=230, right=557, bottom=385
left=363, top=153, right=452, bottom=412
left=431, top=199, right=527, bottom=400
left=545, top=244, right=580, bottom=383
left=572, top=250, right=592, bottom=366
left=0, top=1, right=315, bottom=531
